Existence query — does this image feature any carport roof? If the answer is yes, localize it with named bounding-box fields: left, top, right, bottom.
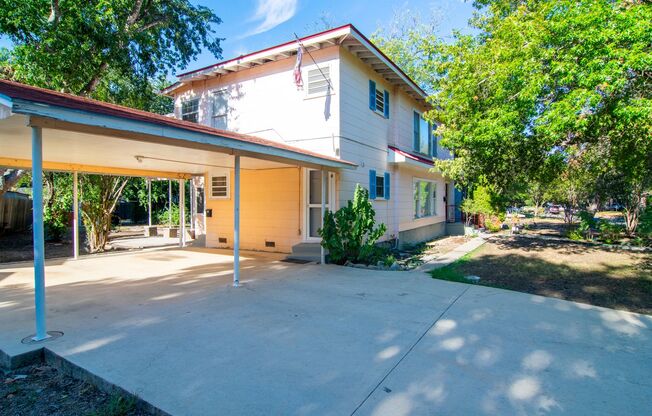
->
left=0, top=80, right=356, bottom=170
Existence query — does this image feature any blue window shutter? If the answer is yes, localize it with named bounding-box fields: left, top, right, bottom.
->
left=369, top=169, right=377, bottom=199
left=383, top=90, right=390, bottom=118
left=428, top=122, right=433, bottom=156
left=384, top=172, right=390, bottom=200
left=369, top=80, right=376, bottom=111
left=432, top=124, right=438, bottom=158
left=413, top=112, right=420, bottom=151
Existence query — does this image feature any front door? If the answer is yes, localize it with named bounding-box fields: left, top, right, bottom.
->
left=305, top=169, right=332, bottom=241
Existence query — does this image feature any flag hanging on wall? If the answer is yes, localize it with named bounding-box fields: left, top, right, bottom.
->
left=294, top=44, right=303, bottom=89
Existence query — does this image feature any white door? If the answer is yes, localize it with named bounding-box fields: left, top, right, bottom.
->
left=305, top=169, right=333, bottom=241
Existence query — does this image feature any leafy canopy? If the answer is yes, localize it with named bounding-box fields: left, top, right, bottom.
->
left=430, top=0, right=652, bottom=194
left=0, top=0, right=222, bottom=106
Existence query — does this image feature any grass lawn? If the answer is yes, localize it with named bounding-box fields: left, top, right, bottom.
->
left=431, top=237, right=652, bottom=315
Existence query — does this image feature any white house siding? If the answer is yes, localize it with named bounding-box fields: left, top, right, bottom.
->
left=337, top=49, right=396, bottom=238
left=172, top=46, right=341, bottom=158
left=171, top=42, right=455, bottom=248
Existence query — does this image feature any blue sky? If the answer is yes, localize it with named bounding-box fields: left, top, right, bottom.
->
left=194, top=0, right=476, bottom=73
left=0, top=0, right=477, bottom=77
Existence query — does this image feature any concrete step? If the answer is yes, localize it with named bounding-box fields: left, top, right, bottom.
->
left=446, top=222, right=465, bottom=236
left=287, top=242, right=326, bottom=262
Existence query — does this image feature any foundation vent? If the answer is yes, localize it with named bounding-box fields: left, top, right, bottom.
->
left=218, top=237, right=227, bottom=244
left=265, top=241, right=276, bottom=248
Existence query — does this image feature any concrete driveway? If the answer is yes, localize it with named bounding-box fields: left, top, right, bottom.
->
left=1, top=248, right=650, bottom=415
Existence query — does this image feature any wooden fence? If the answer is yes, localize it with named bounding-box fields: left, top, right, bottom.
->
left=0, top=191, right=32, bottom=233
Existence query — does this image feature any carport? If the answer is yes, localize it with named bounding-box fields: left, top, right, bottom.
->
left=0, top=80, right=355, bottom=342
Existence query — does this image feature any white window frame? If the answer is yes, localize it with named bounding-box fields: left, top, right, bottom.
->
left=413, top=110, right=432, bottom=157
left=211, top=89, right=229, bottom=130
left=181, top=98, right=200, bottom=123
left=374, top=88, right=385, bottom=117
left=305, top=64, right=332, bottom=98
left=209, top=171, right=230, bottom=199
left=413, top=178, right=438, bottom=219
left=376, top=174, right=385, bottom=199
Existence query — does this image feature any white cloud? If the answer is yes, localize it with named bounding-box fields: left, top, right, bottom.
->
left=245, top=0, right=298, bottom=37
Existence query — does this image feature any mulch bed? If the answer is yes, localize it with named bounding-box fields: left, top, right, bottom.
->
left=433, top=236, right=652, bottom=315
left=1, top=364, right=148, bottom=416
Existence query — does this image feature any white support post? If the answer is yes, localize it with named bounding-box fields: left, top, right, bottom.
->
left=190, top=180, right=195, bottom=232
left=168, top=179, right=172, bottom=226
left=320, top=169, right=326, bottom=265
left=147, top=178, right=152, bottom=227
left=179, top=179, right=186, bottom=247
left=31, top=126, right=49, bottom=341
left=233, top=155, right=240, bottom=287
left=73, top=171, right=79, bottom=260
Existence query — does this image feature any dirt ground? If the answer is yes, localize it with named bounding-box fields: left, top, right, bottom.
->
left=432, top=237, right=652, bottom=315
left=0, top=227, right=148, bottom=263
left=1, top=364, right=148, bottom=416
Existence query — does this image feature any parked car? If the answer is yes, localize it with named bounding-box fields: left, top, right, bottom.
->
left=548, top=205, right=561, bottom=215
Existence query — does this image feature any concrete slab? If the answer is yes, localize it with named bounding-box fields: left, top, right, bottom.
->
left=355, top=285, right=652, bottom=416
left=1, top=249, right=650, bottom=415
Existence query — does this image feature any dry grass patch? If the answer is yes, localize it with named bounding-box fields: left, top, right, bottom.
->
left=431, top=237, right=652, bottom=315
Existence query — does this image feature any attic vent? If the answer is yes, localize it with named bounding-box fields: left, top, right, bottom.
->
left=265, top=241, right=276, bottom=248
left=218, top=237, right=227, bottom=244
left=307, top=66, right=331, bottom=95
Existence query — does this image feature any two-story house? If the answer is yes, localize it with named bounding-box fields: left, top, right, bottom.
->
left=163, top=24, right=458, bottom=259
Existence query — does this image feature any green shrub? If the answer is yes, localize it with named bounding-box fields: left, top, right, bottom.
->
left=638, top=207, right=652, bottom=236
left=319, top=185, right=387, bottom=265
left=485, top=215, right=502, bottom=233
left=598, top=221, right=623, bottom=244
left=568, top=228, right=584, bottom=241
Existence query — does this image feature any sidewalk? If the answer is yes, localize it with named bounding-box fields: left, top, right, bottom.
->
left=411, top=236, right=486, bottom=273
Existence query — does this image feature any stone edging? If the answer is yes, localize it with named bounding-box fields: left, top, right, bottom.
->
left=1, top=346, right=169, bottom=416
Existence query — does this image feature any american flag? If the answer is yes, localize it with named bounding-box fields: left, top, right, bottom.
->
left=294, top=44, right=303, bottom=89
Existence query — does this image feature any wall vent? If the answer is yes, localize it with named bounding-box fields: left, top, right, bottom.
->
left=265, top=241, right=276, bottom=248
left=218, top=237, right=227, bottom=244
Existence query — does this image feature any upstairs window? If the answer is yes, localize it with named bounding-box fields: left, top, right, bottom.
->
left=307, top=66, right=331, bottom=96
left=413, top=112, right=433, bottom=156
left=212, top=89, right=229, bottom=130
left=368, top=80, right=389, bottom=118
left=181, top=98, right=199, bottom=123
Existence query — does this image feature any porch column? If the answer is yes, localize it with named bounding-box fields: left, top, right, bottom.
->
left=189, top=179, right=195, bottom=232
left=179, top=179, right=186, bottom=247
left=320, top=169, right=326, bottom=265
left=168, top=179, right=172, bottom=226
left=233, top=155, right=240, bottom=287
left=31, top=126, right=48, bottom=341
left=147, top=178, right=152, bottom=227
left=73, top=171, right=79, bottom=260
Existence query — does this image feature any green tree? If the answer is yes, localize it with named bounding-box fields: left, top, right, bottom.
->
left=0, top=0, right=222, bottom=98
left=429, top=0, right=651, bottom=233
left=371, top=9, right=440, bottom=93
left=0, top=1, right=222, bottom=246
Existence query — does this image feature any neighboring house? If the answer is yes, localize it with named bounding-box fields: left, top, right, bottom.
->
left=163, top=24, right=459, bottom=256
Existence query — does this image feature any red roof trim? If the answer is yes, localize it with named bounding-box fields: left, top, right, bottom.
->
left=176, top=23, right=427, bottom=99
left=0, top=80, right=355, bottom=167
left=178, top=24, right=354, bottom=78
left=388, top=145, right=433, bottom=166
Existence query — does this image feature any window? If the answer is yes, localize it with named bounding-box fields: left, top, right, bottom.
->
left=307, top=66, right=331, bottom=96
left=210, top=174, right=229, bottom=199
left=369, top=170, right=390, bottom=200
left=376, top=174, right=385, bottom=199
left=413, top=112, right=432, bottom=156
left=368, top=80, right=389, bottom=118
left=181, top=98, right=199, bottom=123
left=211, top=90, right=229, bottom=129
left=413, top=179, right=437, bottom=218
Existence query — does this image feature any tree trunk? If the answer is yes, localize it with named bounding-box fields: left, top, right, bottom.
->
left=624, top=207, right=639, bottom=236
left=0, top=169, right=26, bottom=200
left=80, top=176, right=129, bottom=253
